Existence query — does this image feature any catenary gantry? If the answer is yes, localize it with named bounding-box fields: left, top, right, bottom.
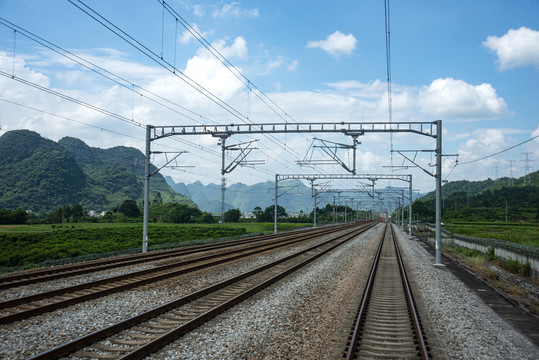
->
left=143, top=120, right=444, bottom=265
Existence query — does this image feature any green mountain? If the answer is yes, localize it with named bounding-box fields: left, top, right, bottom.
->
left=166, top=177, right=314, bottom=214
left=166, top=177, right=426, bottom=215
left=0, top=130, right=195, bottom=212
left=414, top=170, right=539, bottom=222
left=420, top=170, right=539, bottom=202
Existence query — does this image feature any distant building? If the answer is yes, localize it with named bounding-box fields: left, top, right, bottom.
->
left=87, top=210, right=106, bottom=217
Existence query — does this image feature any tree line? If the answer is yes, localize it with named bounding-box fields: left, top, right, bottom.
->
left=408, top=185, right=539, bottom=222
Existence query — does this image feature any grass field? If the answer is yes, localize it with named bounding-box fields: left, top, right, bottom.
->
left=0, top=221, right=311, bottom=234
left=444, top=221, right=539, bottom=248
left=0, top=222, right=312, bottom=270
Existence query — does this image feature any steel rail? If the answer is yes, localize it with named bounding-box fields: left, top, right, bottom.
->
left=394, top=225, right=430, bottom=359
left=29, top=222, right=376, bottom=360
left=345, top=224, right=430, bottom=359
left=0, top=223, right=358, bottom=324
left=345, top=224, right=386, bottom=360
left=0, top=225, right=331, bottom=288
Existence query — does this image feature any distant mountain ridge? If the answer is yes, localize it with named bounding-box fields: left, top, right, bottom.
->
left=419, top=170, right=539, bottom=202
left=165, top=177, right=425, bottom=214
left=0, top=130, right=195, bottom=212
left=165, top=177, right=313, bottom=214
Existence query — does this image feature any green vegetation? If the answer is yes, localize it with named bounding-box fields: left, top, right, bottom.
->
left=0, top=223, right=247, bottom=268
left=446, top=245, right=531, bottom=278
left=407, top=170, right=539, bottom=248
left=0, top=130, right=195, bottom=212
left=412, top=170, right=539, bottom=222
left=444, top=221, right=539, bottom=248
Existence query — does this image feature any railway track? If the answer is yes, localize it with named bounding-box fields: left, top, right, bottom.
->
left=28, top=222, right=376, bottom=359
left=0, top=223, right=359, bottom=324
left=0, top=224, right=342, bottom=290
left=344, top=223, right=431, bottom=359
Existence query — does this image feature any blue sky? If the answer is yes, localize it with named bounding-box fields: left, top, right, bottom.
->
left=0, top=0, right=538, bottom=197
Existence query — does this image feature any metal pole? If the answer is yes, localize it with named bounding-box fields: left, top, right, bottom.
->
left=314, top=190, right=317, bottom=228
left=220, top=138, right=226, bottom=224
left=274, top=174, right=278, bottom=234
left=310, top=178, right=317, bottom=228
left=435, top=119, right=443, bottom=265
left=352, top=135, right=358, bottom=175
left=333, top=194, right=336, bottom=224
left=409, top=175, right=413, bottom=236
left=142, top=125, right=151, bottom=253
left=401, top=191, right=404, bottom=228
left=344, top=200, right=347, bottom=223
left=220, top=177, right=225, bottom=223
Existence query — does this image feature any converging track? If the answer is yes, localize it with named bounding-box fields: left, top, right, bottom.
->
left=344, top=223, right=431, bottom=359
left=27, top=222, right=376, bottom=359
left=0, top=224, right=358, bottom=324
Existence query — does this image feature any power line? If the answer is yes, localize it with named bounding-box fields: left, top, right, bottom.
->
left=68, top=0, right=346, bottom=179
left=0, top=20, right=304, bottom=182
left=458, top=135, right=539, bottom=165
left=68, top=1, right=320, bottom=175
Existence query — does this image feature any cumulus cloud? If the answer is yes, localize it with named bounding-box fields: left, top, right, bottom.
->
left=180, top=37, right=248, bottom=101
left=458, top=128, right=510, bottom=161
left=533, top=124, right=539, bottom=138
left=212, top=2, right=259, bottom=18
left=418, top=78, right=508, bottom=121
left=482, top=27, right=539, bottom=70
left=179, top=23, right=213, bottom=45
left=211, top=36, right=248, bottom=59
left=193, top=5, right=205, bottom=17
left=306, top=31, right=357, bottom=57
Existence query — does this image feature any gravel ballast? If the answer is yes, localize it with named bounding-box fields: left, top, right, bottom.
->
left=1, top=223, right=538, bottom=359
left=393, top=226, right=539, bottom=360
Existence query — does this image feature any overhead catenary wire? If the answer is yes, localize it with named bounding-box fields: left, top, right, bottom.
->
left=3, top=2, right=387, bottom=194
left=0, top=97, right=273, bottom=183
left=442, top=134, right=539, bottom=181
left=458, top=135, right=539, bottom=165
left=68, top=0, right=325, bottom=177
left=68, top=0, right=349, bottom=182
left=158, top=0, right=304, bottom=127
left=0, top=17, right=216, bottom=126
left=0, top=18, right=310, bottom=183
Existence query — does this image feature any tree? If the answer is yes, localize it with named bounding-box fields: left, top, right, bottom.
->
left=72, top=203, right=85, bottom=221
left=262, top=205, right=287, bottom=221
left=168, top=203, right=201, bottom=223
left=253, top=206, right=263, bottom=222
left=224, top=208, right=241, bottom=222
left=153, top=191, right=163, bottom=204
left=62, top=205, right=72, bottom=222
left=11, top=208, right=28, bottom=224
left=47, top=207, right=63, bottom=223
left=0, top=208, right=28, bottom=224
left=201, top=212, right=216, bottom=223
left=118, top=199, right=141, bottom=217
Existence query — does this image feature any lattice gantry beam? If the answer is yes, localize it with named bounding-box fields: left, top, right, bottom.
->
left=149, top=121, right=439, bottom=140
left=276, top=173, right=411, bottom=183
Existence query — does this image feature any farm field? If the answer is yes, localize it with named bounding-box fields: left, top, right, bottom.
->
left=0, top=222, right=308, bottom=271
left=444, top=221, right=539, bottom=248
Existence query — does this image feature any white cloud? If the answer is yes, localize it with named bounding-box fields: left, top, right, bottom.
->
left=306, top=31, right=357, bottom=57
left=287, top=60, right=299, bottom=71
left=193, top=5, right=205, bottom=17
left=211, top=36, right=248, bottom=59
left=179, top=23, right=212, bottom=44
left=482, top=27, right=539, bottom=70
left=533, top=124, right=539, bottom=139
left=212, top=2, right=259, bottom=18
left=0, top=47, right=528, bottom=192
left=418, top=78, right=508, bottom=121
left=458, top=128, right=510, bottom=161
